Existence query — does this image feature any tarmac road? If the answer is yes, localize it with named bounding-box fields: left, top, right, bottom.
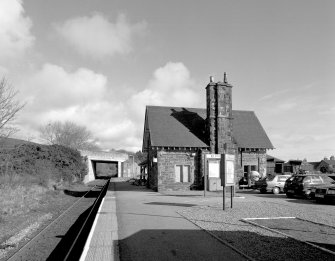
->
left=113, top=181, right=248, bottom=261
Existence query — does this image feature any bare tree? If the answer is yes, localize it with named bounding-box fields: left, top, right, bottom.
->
left=39, top=121, right=99, bottom=150
left=0, top=78, right=25, bottom=137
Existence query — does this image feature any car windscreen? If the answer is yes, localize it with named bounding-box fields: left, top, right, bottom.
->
left=278, top=176, right=289, bottom=182
left=321, top=176, right=335, bottom=183
left=295, top=176, right=305, bottom=182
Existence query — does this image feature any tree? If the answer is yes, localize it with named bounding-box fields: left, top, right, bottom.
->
left=0, top=78, right=25, bottom=137
left=135, top=150, right=147, bottom=164
left=39, top=121, right=99, bottom=150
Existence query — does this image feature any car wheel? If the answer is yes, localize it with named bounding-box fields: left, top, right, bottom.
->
left=260, top=189, right=267, bottom=194
left=286, top=192, right=293, bottom=198
left=304, top=190, right=312, bottom=199
left=272, top=187, right=280, bottom=194
left=315, top=198, right=323, bottom=204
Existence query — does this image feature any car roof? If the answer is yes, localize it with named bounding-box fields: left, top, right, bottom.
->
left=294, top=174, right=320, bottom=177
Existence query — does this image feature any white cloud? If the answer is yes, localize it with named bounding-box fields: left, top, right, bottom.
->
left=55, top=13, right=146, bottom=59
left=21, top=63, right=107, bottom=111
left=0, top=0, right=34, bottom=61
left=128, top=62, right=201, bottom=123
left=15, top=62, right=201, bottom=152
left=259, top=89, right=289, bottom=101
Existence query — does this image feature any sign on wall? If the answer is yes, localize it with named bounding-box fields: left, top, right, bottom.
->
left=206, top=154, right=221, bottom=159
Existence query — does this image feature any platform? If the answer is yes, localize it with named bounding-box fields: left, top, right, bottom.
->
left=80, top=186, right=119, bottom=261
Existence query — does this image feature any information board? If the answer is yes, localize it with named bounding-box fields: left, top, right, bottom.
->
left=221, top=154, right=235, bottom=186
left=208, top=160, right=220, bottom=178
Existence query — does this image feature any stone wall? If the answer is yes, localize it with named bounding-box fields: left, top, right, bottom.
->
left=147, top=149, right=158, bottom=191
left=157, top=151, right=198, bottom=191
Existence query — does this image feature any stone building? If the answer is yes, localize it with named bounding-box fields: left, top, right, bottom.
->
left=142, top=74, right=274, bottom=191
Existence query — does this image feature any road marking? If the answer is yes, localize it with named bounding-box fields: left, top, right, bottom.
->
left=243, top=217, right=295, bottom=220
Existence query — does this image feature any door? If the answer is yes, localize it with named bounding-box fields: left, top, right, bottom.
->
left=244, top=165, right=257, bottom=186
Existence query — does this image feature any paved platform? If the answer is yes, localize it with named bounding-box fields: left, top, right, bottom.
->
left=80, top=180, right=248, bottom=261
left=80, top=186, right=119, bottom=261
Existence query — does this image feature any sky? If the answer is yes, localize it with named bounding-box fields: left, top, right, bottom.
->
left=0, top=0, right=334, bottom=162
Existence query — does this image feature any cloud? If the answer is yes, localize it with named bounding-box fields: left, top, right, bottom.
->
left=15, top=62, right=201, bottom=152
left=21, top=63, right=107, bottom=111
left=0, top=0, right=34, bottom=61
left=14, top=63, right=139, bottom=150
left=259, top=89, right=289, bottom=101
left=319, top=106, right=335, bottom=116
left=128, top=62, right=201, bottom=122
left=276, top=101, right=297, bottom=111
left=55, top=13, right=146, bottom=59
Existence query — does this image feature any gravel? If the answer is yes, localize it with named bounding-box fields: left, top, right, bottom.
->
left=178, top=197, right=335, bottom=261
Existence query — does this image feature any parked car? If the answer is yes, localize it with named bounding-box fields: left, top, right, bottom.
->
left=284, top=174, right=335, bottom=199
left=314, top=184, right=335, bottom=203
left=254, top=174, right=292, bottom=194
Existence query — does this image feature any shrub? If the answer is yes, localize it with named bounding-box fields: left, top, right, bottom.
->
left=0, top=143, right=87, bottom=186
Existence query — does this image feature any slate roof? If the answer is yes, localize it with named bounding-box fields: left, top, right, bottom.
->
left=145, top=106, right=274, bottom=149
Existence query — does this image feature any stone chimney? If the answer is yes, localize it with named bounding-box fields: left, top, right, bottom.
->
left=330, top=155, right=335, bottom=161
left=206, top=73, right=235, bottom=154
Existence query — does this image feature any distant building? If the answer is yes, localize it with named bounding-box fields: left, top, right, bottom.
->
left=283, top=160, right=302, bottom=174
left=266, top=155, right=285, bottom=176
left=317, top=156, right=335, bottom=173
left=142, top=74, right=274, bottom=191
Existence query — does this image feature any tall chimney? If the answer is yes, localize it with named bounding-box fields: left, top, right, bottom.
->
left=206, top=73, right=234, bottom=154
left=206, top=76, right=217, bottom=153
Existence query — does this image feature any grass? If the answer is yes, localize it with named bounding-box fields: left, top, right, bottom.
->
left=0, top=174, right=79, bottom=260
left=0, top=178, right=47, bottom=217
left=0, top=138, right=89, bottom=259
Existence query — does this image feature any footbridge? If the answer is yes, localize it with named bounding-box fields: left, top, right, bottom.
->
left=80, top=150, right=129, bottom=183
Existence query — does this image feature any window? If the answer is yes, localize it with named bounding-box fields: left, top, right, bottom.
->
left=303, top=177, right=311, bottom=183
left=311, top=176, right=322, bottom=184
left=278, top=176, right=288, bottom=182
left=175, top=165, right=190, bottom=183
left=275, top=163, right=283, bottom=173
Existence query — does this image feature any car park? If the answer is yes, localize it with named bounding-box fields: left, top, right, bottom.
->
left=254, top=174, right=291, bottom=194
left=284, top=174, right=335, bottom=199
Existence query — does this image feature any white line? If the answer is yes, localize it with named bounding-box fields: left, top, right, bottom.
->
left=79, top=197, right=105, bottom=261
left=243, top=217, right=296, bottom=220
left=242, top=218, right=335, bottom=257
left=178, top=212, right=256, bottom=261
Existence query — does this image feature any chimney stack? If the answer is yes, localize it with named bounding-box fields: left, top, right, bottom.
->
left=206, top=73, right=234, bottom=154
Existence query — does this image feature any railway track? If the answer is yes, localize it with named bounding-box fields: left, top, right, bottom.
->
left=5, top=179, right=110, bottom=261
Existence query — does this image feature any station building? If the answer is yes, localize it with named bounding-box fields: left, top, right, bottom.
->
left=142, top=74, right=274, bottom=191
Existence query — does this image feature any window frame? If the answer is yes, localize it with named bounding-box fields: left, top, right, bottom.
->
left=175, top=164, right=191, bottom=183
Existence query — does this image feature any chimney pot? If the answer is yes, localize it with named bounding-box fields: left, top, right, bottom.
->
left=224, top=72, right=227, bottom=83
left=209, top=76, right=214, bottom=83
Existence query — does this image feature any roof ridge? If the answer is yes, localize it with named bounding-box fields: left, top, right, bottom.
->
left=146, top=105, right=255, bottom=113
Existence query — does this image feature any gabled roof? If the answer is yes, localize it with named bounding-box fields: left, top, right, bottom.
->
left=144, top=106, right=274, bottom=149
left=322, top=159, right=335, bottom=166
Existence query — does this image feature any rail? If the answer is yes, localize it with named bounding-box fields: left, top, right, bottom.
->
left=6, top=179, right=110, bottom=261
